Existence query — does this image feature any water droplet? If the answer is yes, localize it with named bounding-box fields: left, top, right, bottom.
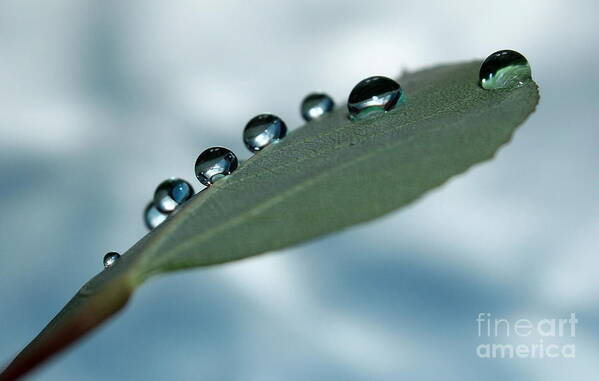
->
left=153, top=178, right=194, bottom=213
left=479, top=50, right=531, bottom=90
left=301, top=93, right=335, bottom=121
left=144, top=201, right=168, bottom=230
left=195, top=147, right=238, bottom=186
left=348, top=76, right=403, bottom=121
left=103, top=252, right=120, bottom=268
left=243, top=114, right=287, bottom=152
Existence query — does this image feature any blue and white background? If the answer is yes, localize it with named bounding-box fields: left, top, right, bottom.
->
left=0, top=0, right=598, bottom=379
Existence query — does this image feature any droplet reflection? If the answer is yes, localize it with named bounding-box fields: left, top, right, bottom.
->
left=194, top=147, right=238, bottom=186
left=301, top=93, right=335, bottom=121
left=243, top=114, right=287, bottom=152
left=479, top=50, right=532, bottom=90
left=103, top=252, right=120, bottom=268
left=144, top=202, right=168, bottom=230
left=154, top=178, right=194, bottom=213
left=347, top=76, right=403, bottom=120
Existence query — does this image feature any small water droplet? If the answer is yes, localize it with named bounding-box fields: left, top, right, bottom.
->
left=243, top=114, right=287, bottom=152
left=195, top=147, right=238, bottom=186
left=479, top=50, right=532, bottom=90
left=144, top=201, right=168, bottom=230
left=348, top=76, right=403, bottom=121
left=153, top=178, right=194, bottom=213
left=103, top=252, right=120, bottom=268
left=301, top=93, right=335, bottom=121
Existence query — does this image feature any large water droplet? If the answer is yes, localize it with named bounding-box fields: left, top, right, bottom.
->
left=301, top=92, right=335, bottom=121
left=348, top=76, right=403, bottom=121
left=144, top=201, right=168, bottom=230
left=195, top=147, right=238, bottom=186
left=243, top=114, right=287, bottom=152
left=154, top=178, right=194, bottom=213
left=103, top=252, right=120, bottom=268
left=479, top=50, right=532, bottom=90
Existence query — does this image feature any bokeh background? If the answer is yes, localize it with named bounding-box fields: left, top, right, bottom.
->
left=1, top=0, right=597, bottom=380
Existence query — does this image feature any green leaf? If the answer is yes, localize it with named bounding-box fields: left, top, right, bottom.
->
left=0, top=60, right=539, bottom=381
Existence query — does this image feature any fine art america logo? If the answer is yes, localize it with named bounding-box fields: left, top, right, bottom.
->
left=476, top=313, right=578, bottom=359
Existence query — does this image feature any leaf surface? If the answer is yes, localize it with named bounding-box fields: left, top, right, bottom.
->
left=0, top=60, right=540, bottom=381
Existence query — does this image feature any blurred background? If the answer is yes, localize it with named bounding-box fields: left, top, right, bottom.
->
left=0, top=0, right=597, bottom=380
